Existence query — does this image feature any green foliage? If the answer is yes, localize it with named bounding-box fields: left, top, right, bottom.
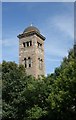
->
left=2, top=48, right=76, bottom=120
left=26, top=105, right=47, bottom=120
left=47, top=48, right=76, bottom=120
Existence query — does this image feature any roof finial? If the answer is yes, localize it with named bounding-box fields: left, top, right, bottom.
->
left=30, top=23, right=33, bottom=26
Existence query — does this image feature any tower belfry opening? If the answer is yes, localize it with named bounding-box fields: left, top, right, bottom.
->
left=17, top=25, right=45, bottom=78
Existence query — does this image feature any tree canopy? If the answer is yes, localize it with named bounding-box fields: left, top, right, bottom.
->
left=1, top=48, right=76, bottom=120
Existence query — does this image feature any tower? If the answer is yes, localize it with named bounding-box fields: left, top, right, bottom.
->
left=17, top=25, right=45, bottom=78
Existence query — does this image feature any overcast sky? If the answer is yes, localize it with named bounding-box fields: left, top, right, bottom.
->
left=2, top=2, right=74, bottom=75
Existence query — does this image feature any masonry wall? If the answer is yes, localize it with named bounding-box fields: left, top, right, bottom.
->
left=19, top=34, right=45, bottom=78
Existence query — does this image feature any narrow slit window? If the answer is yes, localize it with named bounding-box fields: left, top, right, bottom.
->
left=27, top=42, right=29, bottom=47
left=23, top=42, right=25, bottom=47
left=24, top=58, right=27, bottom=68
left=28, top=57, right=32, bottom=67
left=38, top=58, right=43, bottom=70
left=30, top=41, right=32, bottom=46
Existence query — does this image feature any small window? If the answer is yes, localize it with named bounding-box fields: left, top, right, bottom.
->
left=24, top=58, right=27, bottom=68
left=28, top=57, right=32, bottom=67
left=23, top=42, right=25, bottom=47
left=38, top=58, right=43, bottom=70
left=27, top=42, right=29, bottom=47
left=37, top=42, right=42, bottom=48
left=23, top=41, right=32, bottom=48
left=29, top=64, right=31, bottom=67
left=30, top=41, right=32, bottom=46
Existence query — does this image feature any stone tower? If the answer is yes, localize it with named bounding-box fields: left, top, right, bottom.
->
left=17, top=25, right=45, bottom=78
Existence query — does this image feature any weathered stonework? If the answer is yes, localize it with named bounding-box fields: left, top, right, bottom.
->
left=17, top=25, right=45, bottom=78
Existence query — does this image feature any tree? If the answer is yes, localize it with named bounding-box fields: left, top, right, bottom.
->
left=2, top=61, right=48, bottom=120
left=2, top=61, right=28, bottom=120
left=47, top=48, right=76, bottom=120
left=2, top=47, right=76, bottom=120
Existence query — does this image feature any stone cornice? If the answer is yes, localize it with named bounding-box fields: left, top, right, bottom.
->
left=17, top=30, right=45, bottom=41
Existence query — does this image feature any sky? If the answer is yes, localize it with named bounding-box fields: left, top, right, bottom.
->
left=2, top=2, right=74, bottom=75
left=2, top=0, right=75, bottom=2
